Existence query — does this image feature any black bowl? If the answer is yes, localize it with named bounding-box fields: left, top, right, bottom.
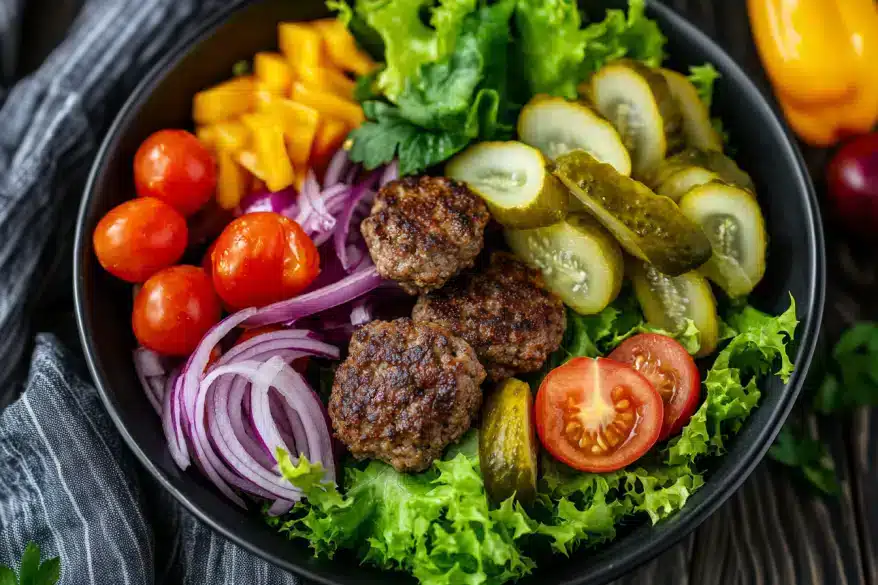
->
left=73, top=1, right=825, bottom=584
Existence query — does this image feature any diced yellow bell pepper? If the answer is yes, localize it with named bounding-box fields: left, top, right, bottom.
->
left=237, top=150, right=266, bottom=181
left=297, top=66, right=356, bottom=100
left=195, top=126, right=219, bottom=150
left=279, top=23, right=323, bottom=76
left=310, top=117, right=350, bottom=179
left=255, top=94, right=320, bottom=170
left=216, top=149, right=249, bottom=210
left=193, top=76, right=255, bottom=124
left=312, top=19, right=376, bottom=76
left=254, top=52, right=293, bottom=96
left=241, top=112, right=295, bottom=192
left=212, top=120, right=250, bottom=152
left=290, top=82, right=363, bottom=129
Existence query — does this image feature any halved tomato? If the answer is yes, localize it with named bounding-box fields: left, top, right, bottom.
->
left=535, top=357, right=663, bottom=472
left=609, top=333, right=700, bottom=441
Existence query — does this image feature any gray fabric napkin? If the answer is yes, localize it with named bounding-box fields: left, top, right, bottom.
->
left=0, top=0, right=301, bottom=582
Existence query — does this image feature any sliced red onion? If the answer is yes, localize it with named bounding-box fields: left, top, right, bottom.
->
left=334, top=183, right=376, bottom=272
left=350, top=298, right=372, bottom=327
left=239, top=186, right=298, bottom=216
left=216, top=330, right=336, bottom=366
left=244, top=266, right=384, bottom=327
left=379, top=159, right=399, bottom=187
left=281, top=401, right=310, bottom=462
left=134, top=347, right=166, bottom=415
left=267, top=499, right=295, bottom=517
left=228, top=376, right=275, bottom=468
left=323, top=149, right=351, bottom=188
left=161, top=368, right=189, bottom=469
left=249, top=358, right=289, bottom=465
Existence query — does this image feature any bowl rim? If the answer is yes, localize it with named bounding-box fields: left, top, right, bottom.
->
left=73, top=1, right=826, bottom=584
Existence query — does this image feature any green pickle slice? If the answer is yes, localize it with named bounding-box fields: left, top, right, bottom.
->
left=446, top=141, right=568, bottom=229
left=591, top=59, right=683, bottom=177
left=518, top=95, right=632, bottom=176
left=629, top=259, right=720, bottom=357
left=660, top=68, right=724, bottom=152
left=551, top=149, right=712, bottom=276
left=505, top=214, right=624, bottom=315
left=479, top=378, right=539, bottom=504
left=679, top=182, right=767, bottom=298
left=644, top=148, right=755, bottom=201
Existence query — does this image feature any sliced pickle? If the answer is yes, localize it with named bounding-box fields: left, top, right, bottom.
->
left=479, top=378, right=539, bottom=504
left=629, top=260, right=719, bottom=357
left=660, top=68, right=723, bottom=152
left=446, top=141, right=568, bottom=229
left=679, top=182, right=767, bottom=298
left=551, top=150, right=712, bottom=276
left=591, top=60, right=683, bottom=177
left=518, top=95, right=632, bottom=176
left=644, top=148, right=755, bottom=201
left=505, top=214, right=623, bottom=315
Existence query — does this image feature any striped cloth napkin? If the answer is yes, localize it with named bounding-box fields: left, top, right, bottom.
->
left=0, top=0, right=300, bottom=582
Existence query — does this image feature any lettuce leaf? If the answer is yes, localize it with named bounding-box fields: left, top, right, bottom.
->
left=274, top=433, right=538, bottom=585
left=687, top=64, right=720, bottom=110
left=578, top=0, right=666, bottom=78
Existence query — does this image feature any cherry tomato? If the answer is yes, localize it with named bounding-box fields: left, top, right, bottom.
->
left=134, top=129, right=217, bottom=216
left=201, top=240, right=217, bottom=278
left=132, top=265, right=222, bottom=356
left=608, top=334, right=700, bottom=441
left=212, top=212, right=320, bottom=310
left=235, top=325, right=309, bottom=372
left=827, top=132, right=878, bottom=239
left=535, top=357, right=663, bottom=472
left=93, top=197, right=187, bottom=283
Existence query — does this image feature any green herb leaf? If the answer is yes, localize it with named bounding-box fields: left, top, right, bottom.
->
left=18, top=543, right=40, bottom=585
left=0, top=568, right=14, bottom=585
left=687, top=64, right=720, bottom=110
left=769, top=426, right=839, bottom=496
left=0, top=543, right=60, bottom=585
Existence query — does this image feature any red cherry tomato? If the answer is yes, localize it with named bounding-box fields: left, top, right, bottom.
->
left=608, top=334, right=700, bottom=441
left=93, top=197, right=187, bottom=283
left=212, top=212, right=320, bottom=310
left=134, top=129, right=217, bottom=216
left=535, top=357, right=663, bottom=472
left=201, top=240, right=217, bottom=278
left=827, top=132, right=878, bottom=239
left=132, top=265, right=222, bottom=356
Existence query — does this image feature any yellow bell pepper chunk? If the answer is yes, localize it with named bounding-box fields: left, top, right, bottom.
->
left=310, top=118, right=350, bottom=179
left=216, top=149, right=249, bottom=210
left=195, top=126, right=219, bottom=150
left=748, top=0, right=878, bottom=146
left=297, top=66, right=356, bottom=100
left=254, top=52, right=293, bottom=96
left=255, top=93, right=320, bottom=170
left=279, top=23, right=323, bottom=76
left=241, top=112, right=295, bottom=192
left=312, top=19, right=376, bottom=76
left=213, top=120, right=250, bottom=153
left=291, top=82, right=363, bottom=129
left=193, top=76, right=255, bottom=124
left=237, top=150, right=266, bottom=181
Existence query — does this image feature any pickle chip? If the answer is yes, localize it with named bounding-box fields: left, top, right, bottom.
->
left=518, top=95, right=632, bottom=176
left=551, top=149, right=712, bottom=276
left=591, top=60, right=683, bottom=177
left=644, top=148, right=755, bottom=201
left=679, top=182, right=767, bottom=298
left=660, top=68, right=724, bottom=152
left=446, top=141, right=568, bottom=229
left=629, top=260, right=720, bottom=357
left=505, top=214, right=623, bottom=315
left=479, top=378, right=539, bottom=504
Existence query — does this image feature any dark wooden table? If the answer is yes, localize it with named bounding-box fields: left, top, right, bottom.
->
left=10, top=1, right=876, bottom=584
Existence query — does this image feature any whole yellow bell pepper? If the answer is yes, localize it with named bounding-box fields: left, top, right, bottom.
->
left=749, top=0, right=878, bottom=146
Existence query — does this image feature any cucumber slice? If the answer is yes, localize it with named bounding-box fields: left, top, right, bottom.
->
left=629, top=260, right=719, bottom=357
left=505, top=214, right=623, bottom=315
left=551, top=149, right=712, bottom=276
left=679, top=182, right=767, bottom=298
left=644, top=148, right=756, bottom=201
left=660, top=68, right=723, bottom=152
left=591, top=60, right=683, bottom=177
left=518, top=95, right=632, bottom=176
left=446, top=141, right=568, bottom=229
left=479, top=378, right=539, bottom=504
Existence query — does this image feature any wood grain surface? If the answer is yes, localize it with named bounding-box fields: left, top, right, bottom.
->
left=10, top=1, right=875, bottom=584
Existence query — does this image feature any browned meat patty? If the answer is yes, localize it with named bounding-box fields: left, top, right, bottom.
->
left=360, top=176, right=490, bottom=295
left=412, top=252, right=566, bottom=381
left=328, top=318, right=485, bottom=472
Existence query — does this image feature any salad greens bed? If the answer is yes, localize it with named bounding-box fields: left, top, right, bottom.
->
left=270, top=292, right=796, bottom=585
left=261, top=0, right=800, bottom=583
